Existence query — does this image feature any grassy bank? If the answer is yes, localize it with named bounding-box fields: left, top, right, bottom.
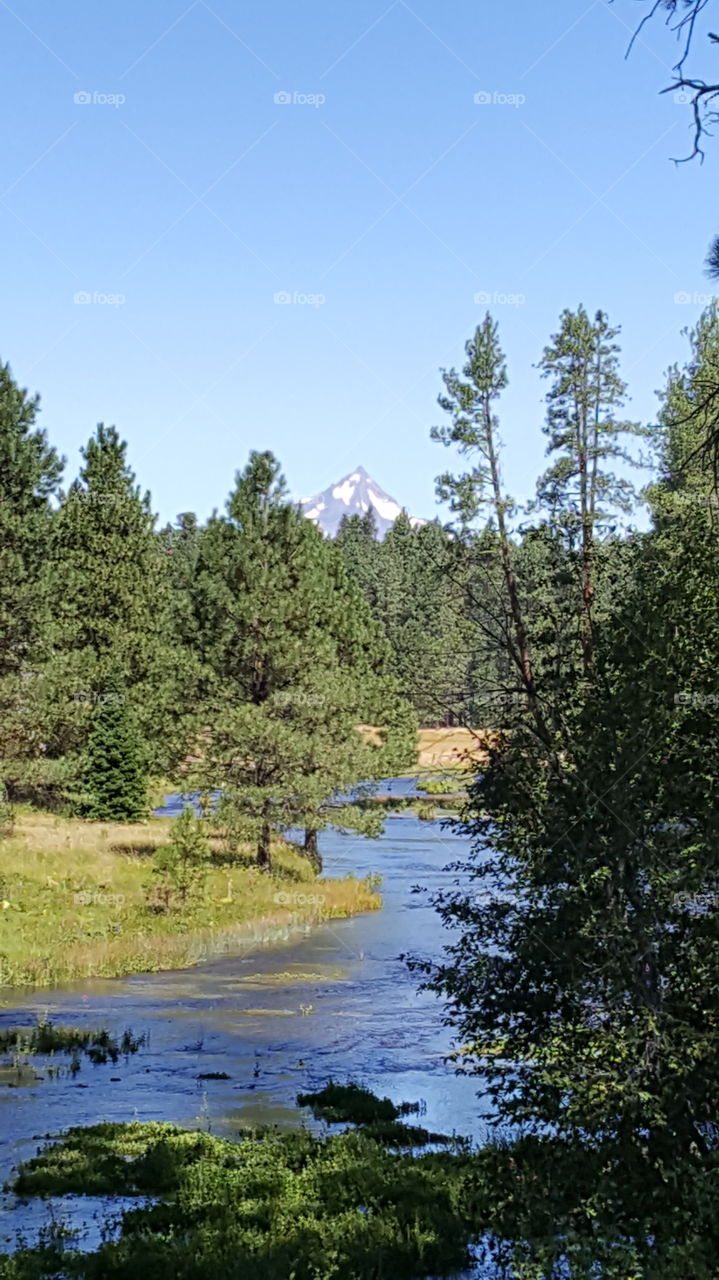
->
left=0, top=810, right=380, bottom=993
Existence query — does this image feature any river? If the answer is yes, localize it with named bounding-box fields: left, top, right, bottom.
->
left=0, top=783, right=492, bottom=1254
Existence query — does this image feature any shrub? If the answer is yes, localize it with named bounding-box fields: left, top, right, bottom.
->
left=149, top=805, right=210, bottom=912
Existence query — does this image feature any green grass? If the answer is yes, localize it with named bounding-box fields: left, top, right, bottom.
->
left=3, top=1085, right=713, bottom=1278
left=296, top=1083, right=458, bottom=1149
left=0, top=1018, right=145, bottom=1064
left=297, top=1081, right=417, bottom=1125
left=415, top=777, right=466, bottom=796
left=0, top=810, right=381, bottom=993
left=1, top=1106, right=480, bottom=1279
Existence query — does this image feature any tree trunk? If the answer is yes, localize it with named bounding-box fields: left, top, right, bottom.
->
left=485, top=407, right=552, bottom=749
left=303, top=827, right=322, bottom=874
left=258, top=809, right=272, bottom=871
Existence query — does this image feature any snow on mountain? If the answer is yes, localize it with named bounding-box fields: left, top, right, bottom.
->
left=300, top=466, right=426, bottom=539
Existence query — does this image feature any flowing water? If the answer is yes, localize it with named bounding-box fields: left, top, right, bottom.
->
left=0, top=785, right=491, bottom=1254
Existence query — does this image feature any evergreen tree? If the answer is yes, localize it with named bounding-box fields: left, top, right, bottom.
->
left=431, top=314, right=549, bottom=745
left=372, top=517, right=479, bottom=726
left=416, top=305, right=719, bottom=1270
left=159, top=512, right=201, bottom=598
left=38, top=425, right=190, bottom=773
left=0, top=361, right=63, bottom=764
left=83, top=674, right=147, bottom=821
left=150, top=804, right=209, bottom=910
left=334, top=511, right=379, bottom=606
left=192, top=452, right=416, bottom=869
left=535, top=306, right=645, bottom=676
left=295, top=541, right=417, bottom=869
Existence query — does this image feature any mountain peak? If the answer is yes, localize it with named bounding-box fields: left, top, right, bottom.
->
left=300, top=467, right=425, bottom=539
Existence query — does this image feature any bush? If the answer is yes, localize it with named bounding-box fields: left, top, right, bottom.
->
left=148, top=805, right=210, bottom=911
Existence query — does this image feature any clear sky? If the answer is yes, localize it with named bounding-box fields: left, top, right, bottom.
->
left=1, top=0, right=715, bottom=524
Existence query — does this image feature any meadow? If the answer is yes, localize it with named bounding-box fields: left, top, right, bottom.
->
left=0, top=808, right=380, bottom=993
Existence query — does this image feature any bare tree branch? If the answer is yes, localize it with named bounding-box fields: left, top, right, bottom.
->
left=620, top=0, right=719, bottom=159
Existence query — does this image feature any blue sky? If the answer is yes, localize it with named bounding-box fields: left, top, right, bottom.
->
left=1, top=0, right=715, bottom=524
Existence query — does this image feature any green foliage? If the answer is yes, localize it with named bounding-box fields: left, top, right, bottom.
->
left=336, top=511, right=491, bottom=726
left=533, top=306, right=647, bottom=676
left=1, top=1092, right=479, bottom=1280
left=149, top=805, right=210, bottom=911
left=415, top=802, right=436, bottom=821
left=416, top=777, right=460, bottom=794
left=192, top=451, right=416, bottom=868
left=37, top=424, right=193, bottom=774
left=535, top=305, right=644, bottom=527
left=0, top=360, right=63, bottom=765
left=83, top=674, right=148, bottom=821
left=297, top=1081, right=415, bottom=1124
left=414, top=303, right=719, bottom=1273
left=0, top=1018, right=145, bottom=1064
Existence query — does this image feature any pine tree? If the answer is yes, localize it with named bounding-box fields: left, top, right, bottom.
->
left=535, top=306, right=645, bottom=676
left=150, top=804, right=209, bottom=910
left=192, top=452, right=416, bottom=869
left=38, top=425, right=189, bottom=774
left=416, top=305, right=719, bottom=1268
left=0, top=360, right=63, bottom=764
left=292, top=541, right=417, bottom=869
left=83, top=674, right=147, bottom=821
left=431, top=314, right=549, bottom=746
left=334, top=511, right=379, bottom=606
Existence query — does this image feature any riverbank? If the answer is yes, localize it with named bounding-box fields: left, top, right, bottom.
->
left=0, top=810, right=381, bottom=994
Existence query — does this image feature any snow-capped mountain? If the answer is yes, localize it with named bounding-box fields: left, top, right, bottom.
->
left=300, top=466, right=426, bottom=539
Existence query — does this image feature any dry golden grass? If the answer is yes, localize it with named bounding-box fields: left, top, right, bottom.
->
left=0, top=811, right=380, bottom=994
left=417, top=727, right=496, bottom=770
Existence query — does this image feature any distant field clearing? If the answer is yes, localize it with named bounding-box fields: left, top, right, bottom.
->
left=357, top=725, right=496, bottom=770
left=416, top=727, right=495, bottom=769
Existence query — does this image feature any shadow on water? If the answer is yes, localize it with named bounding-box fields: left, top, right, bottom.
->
left=0, top=789, right=492, bottom=1261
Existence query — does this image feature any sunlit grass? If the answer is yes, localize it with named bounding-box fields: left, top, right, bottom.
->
left=0, top=811, right=381, bottom=993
